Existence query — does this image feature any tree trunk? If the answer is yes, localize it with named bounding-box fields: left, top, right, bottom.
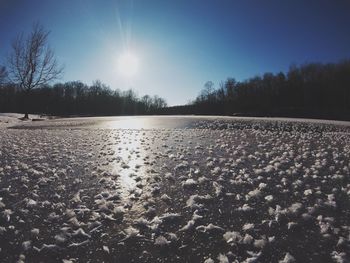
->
left=23, top=89, right=30, bottom=120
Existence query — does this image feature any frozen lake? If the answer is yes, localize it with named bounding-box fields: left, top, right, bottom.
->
left=1, top=116, right=350, bottom=262
left=8, top=115, right=350, bottom=130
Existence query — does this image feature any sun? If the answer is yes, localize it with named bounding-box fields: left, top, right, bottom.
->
left=117, top=51, right=139, bottom=77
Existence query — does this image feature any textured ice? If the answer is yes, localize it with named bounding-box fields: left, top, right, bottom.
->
left=1, top=116, right=350, bottom=262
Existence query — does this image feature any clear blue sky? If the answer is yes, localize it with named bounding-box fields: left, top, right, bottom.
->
left=1, top=0, right=350, bottom=105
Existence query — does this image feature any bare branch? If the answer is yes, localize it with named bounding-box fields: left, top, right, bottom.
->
left=7, top=23, right=63, bottom=92
left=0, top=66, right=7, bottom=85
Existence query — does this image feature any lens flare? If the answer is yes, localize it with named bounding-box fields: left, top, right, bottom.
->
left=117, top=51, right=139, bottom=77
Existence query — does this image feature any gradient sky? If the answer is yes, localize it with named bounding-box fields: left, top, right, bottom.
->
left=1, top=0, right=350, bottom=105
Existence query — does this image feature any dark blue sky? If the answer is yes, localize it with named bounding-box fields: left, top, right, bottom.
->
left=1, top=0, right=350, bottom=105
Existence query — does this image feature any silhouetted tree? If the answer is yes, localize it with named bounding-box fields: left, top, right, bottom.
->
left=203, top=81, right=215, bottom=100
left=0, top=80, right=168, bottom=116
left=141, top=95, right=152, bottom=113
left=152, top=95, right=167, bottom=110
left=7, top=23, right=63, bottom=119
left=188, top=60, right=350, bottom=120
left=2, top=58, right=349, bottom=120
left=0, top=66, right=6, bottom=85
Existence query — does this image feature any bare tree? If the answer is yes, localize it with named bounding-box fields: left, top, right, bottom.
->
left=141, top=95, right=152, bottom=112
left=7, top=23, right=63, bottom=119
left=0, top=66, right=6, bottom=85
left=199, top=81, right=215, bottom=102
left=152, top=95, right=167, bottom=109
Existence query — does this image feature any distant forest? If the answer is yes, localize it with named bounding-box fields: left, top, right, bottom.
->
left=0, top=80, right=167, bottom=116
left=163, top=60, right=350, bottom=120
left=1, top=60, right=350, bottom=120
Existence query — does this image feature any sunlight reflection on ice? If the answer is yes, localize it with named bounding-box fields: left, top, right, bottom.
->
left=105, top=117, right=149, bottom=129
left=111, top=130, right=145, bottom=196
left=95, top=116, right=194, bottom=129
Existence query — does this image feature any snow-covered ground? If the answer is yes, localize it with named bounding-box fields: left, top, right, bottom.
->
left=0, top=113, right=44, bottom=128
left=0, top=116, right=350, bottom=262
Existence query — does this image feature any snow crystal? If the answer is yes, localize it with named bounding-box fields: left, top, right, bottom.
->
left=65, top=209, right=76, bottom=219
left=265, top=195, right=274, bottom=202
left=31, top=228, right=40, bottom=237
left=179, top=220, right=195, bottom=232
left=287, top=222, right=297, bottom=230
left=48, top=212, right=60, bottom=221
left=35, top=243, right=61, bottom=252
left=196, top=223, right=224, bottom=233
left=239, top=204, right=253, bottom=212
left=71, top=191, right=81, bottom=203
left=103, top=245, right=110, bottom=254
left=304, top=189, right=313, bottom=196
left=217, top=253, right=229, bottom=263
left=17, top=254, right=25, bottom=263
left=186, top=194, right=212, bottom=209
left=254, top=238, right=267, bottom=249
left=258, top=182, right=267, bottom=189
left=331, top=251, right=348, bottom=263
left=182, top=178, right=198, bottom=188
left=288, top=203, right=303, bottom=215
left=247, top=188, right=261, bottom=199
left=160, top=194, right=172, bottom=203
left=244, top=251, right=262, bottom=263
left=242, top=234, right=254, bottom=245
left=154, top=235, right=170, bottom=246
left=124, top=226, right=140, bottom=238
left=242, top=223, right=255, bottom=231
left=2, top=209, right=13, bottom=222
left=223, top=231, right=242, bottom=243
left=26, top=199, right=38, bottom=208
left=336, top=237, right=346, bottom=247
left=213, top=182, right=224, bottom=196
left=22, top=240, right=32, bottom=251
left=72, top=228, right=91, bottom=239
left=159, top=213, right=182, bottom=223
left=68, top=240, right=89, bottom=248
left=55, top=234, right=67, bottom=244
left=279, top=252, right=296, bottom=263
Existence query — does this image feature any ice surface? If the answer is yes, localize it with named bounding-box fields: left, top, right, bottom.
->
left=1, top=116, right=350, bottom=262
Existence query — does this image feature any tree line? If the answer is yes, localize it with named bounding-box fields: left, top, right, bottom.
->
left=0, top=80, right=167, bottom=116
left=161, top=60, right=350, bottom=120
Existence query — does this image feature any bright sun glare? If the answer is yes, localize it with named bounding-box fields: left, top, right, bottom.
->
left=117, top=51, right=139, bottom=77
